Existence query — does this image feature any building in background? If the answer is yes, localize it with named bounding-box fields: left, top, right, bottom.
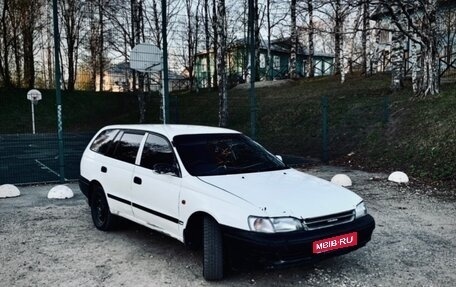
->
left=94, top=62, right=189, bottom=92
left=195, top=37, right=334, bottom=89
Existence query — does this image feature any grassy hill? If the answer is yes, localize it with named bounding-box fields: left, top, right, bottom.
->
left=1, top=73, right=455, bottom=184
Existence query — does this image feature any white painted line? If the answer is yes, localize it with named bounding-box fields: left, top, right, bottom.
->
left=34, top=159, right=68, bottom=181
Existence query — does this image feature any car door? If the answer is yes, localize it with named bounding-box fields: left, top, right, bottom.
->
left=101, top=130, right=145, bottom=218
left=130, top=132, right=182, bottom=239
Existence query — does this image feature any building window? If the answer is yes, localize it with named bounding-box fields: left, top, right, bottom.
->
left=273, top=55, right=280, bottom=69
left=379, top=30, right=390, bottom=44
left=201, top=60, right=207, bottom=72
left=260, top=54, right=266, bottom=68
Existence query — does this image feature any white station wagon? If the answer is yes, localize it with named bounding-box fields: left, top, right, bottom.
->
left=79, top=124, right=375, bottom=280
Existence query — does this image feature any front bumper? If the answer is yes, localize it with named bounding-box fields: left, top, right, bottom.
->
left=222, top=214, right=375, bottom=267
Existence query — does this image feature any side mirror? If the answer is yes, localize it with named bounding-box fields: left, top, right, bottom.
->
left=276, top=155, right=283, bottom=162
left=153, top=163, right=178, bottom=176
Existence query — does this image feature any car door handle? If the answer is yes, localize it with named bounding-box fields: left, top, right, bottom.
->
left=133, top=176, right=142, bottom=185
left=101, top=166, right=107, bottom=173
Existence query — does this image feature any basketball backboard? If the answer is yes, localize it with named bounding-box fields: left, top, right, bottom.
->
left=27, top=89, right=42, bottom=102
left=130, top=44, right=162, bottom=72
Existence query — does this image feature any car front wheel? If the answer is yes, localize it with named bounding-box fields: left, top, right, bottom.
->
left=203, top=216, right=224, bottom=281
left=91, top=186, right=116, bottom=231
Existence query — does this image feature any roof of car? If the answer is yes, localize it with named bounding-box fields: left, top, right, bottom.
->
left=101, top=124, right=241, bottom=138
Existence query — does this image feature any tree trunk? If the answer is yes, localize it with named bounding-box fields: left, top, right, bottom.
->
left=371, top=20, right=381, bottom=74
left=420, top=41, right=439, bottom=96
left=204, top=0, right=211, bottom=88
left=98, top=0, right=104, bottom=92
left=1, top=0, right=12, bottom=87
left=306, top=0, right=314, bottom=78
left=266, top=0, right=272, bottom=80
left=289, top=0, right=297, bottom=79
left=186, top=0, right=194, bottom=91
left=23, top=8, right=34, bottom=88
left=254, top=0, right=260, bottom=81
left=61, top=0, right=81, bottom=92
left=419, top=1, right=439, bottom=97
left=216, top=0, right=228, bottom=127
left=212, top=0, right=218, bottom=89
left=361, top=0, right=369, bottom=76
left=12, top=22, right=21, bottom=87
left=333, top=0, right=342, bottom=76
left=390, top=5, right=405, bottom=91
left=86, top=0, right=95, bottom=91
left=132, top=0, right=146, bottom=123
left=390, top=28, right=404, bottom=91
left=410, top=38, right=419, bottom=94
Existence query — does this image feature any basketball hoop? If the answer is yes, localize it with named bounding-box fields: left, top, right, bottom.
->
left=31, top=96, right=40, bottom=105
left=27, top=89, right=42, bottom=134
left=27, top=89, right=42, bottom=104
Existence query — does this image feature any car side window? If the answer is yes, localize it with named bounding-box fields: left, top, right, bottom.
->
left=90, top=129, right=119, bottom=155
left=140, top=134, right=176, bottom=173
left=111, top=131, right=145, bottom=164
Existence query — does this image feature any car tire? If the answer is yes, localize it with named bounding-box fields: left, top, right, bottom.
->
left=203, top=216, right=224, bottom=281
left=91, top=186, right=116, bottom=231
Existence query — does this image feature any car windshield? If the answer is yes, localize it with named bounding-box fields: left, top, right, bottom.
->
left=173, top=133, right=288, bottom=176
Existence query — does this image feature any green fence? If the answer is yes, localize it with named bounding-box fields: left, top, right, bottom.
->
left=0, top=87, right=392, bottom=185
left=0, top=133, right=94, bottom=184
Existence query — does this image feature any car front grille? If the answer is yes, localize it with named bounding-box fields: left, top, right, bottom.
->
left=302, top=210, right=355, bottom=230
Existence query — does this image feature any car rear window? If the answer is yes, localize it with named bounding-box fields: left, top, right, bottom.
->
left=90, top=129, right=119, bottom=155
left=111, top=132, right=145, bottom=164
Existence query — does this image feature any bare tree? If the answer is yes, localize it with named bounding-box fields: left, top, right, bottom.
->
left=183, top=0, right=201, bottom=91
left=98, top=0, right=105, bottom=92
left=307, top=0, right=315, bottom=78
left=437, top=3, right=456, bottom=79
left=318, top=0, right=352, bottom=76
left=389, top=4, right=405, bottom=91
left=60, top=0, right=85, bottom=91
left=361, top=0, right=370, bottom=75
left=204, top=0, right=211, bottom=87
left=341, top=2, right=362, bottom=83
left=21, top=0, right=41, bottom=88
left=0, top=0, right=13, bottom=87
left=333, top=0, right=344, bottom=75
left=382, top=0, right=440, bottom=96
left=211, top=0, right=219, bottom=88
left=85, top=0, right=101, bottom=91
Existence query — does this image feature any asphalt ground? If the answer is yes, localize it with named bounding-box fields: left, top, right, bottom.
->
left=0, top=166, right=455, bottom=286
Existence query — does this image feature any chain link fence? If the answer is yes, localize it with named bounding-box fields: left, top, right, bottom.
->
left=0, top=80, right=395, bottom=185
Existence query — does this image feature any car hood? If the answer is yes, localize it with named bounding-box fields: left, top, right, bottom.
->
left=198, top=168, right=362, bottom=219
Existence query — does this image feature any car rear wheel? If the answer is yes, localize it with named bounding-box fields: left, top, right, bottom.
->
left=91, top=186, right=116, bottom=231
left=203, top=216, right=224, bottom=281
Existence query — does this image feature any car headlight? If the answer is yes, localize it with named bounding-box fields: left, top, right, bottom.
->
left=248, top=216, right=303, bottom=233
left=355, top=201, right=368, bottom=218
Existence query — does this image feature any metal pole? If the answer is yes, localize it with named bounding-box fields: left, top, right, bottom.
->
left=53, top=0, right=65, bottom=182
left=161, top=0, right=170, bottom=124
left=248, top=0, right=257, bottom=140
left=31, top=101, right=35, bottom=134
